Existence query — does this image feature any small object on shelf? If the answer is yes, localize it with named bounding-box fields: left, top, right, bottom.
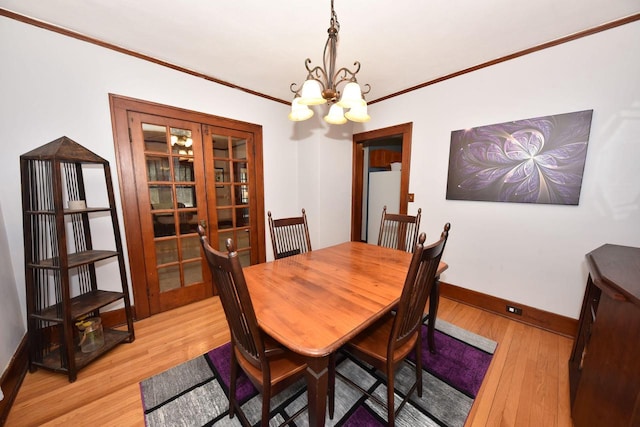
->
left=68, top=200, right=86, bottom=210
left=78, top=317, right=104, bottom=353
left=20, top=136, right=135, bottom=382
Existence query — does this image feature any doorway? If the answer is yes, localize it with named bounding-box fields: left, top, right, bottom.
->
left=109, top=95, right=266, bottom=319
left=351, top=123, right=413, bottom=242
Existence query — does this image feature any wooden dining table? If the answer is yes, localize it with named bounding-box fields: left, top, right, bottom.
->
left=242, top=241, right=448, bottom=426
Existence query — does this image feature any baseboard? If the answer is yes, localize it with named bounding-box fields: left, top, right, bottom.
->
left=440, top=281, right=577, bottom=338
left=100, top=305, right=136, bottom=328
left=0, top=334, right=28, bottom=426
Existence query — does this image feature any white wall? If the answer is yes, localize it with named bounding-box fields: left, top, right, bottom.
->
left=365, top=21, right=640, bottom=318
left=0, top=202, right=24, bottom=376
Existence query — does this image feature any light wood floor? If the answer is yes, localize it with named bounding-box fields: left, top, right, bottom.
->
left=6, top=297, right=575, bottom=426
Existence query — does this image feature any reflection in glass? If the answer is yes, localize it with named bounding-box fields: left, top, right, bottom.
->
left=213, top=135, right=229, bottom=154
left=215, top=184, right=231, bottom=206
left=178, top=210, right=198, bottom=234
left=143, top=123, right=168, bottom=153
left=153, top=213, right=176, bottom=237
left=155, top=239, right=178, bottom=265
left=234, top=163, right=248, bottom=183
left=181, top=236, right=201, bottom=260
left=184, top=261, right=203, bottom=286
left=238, top=251, right=250, bottom=267
left=235, top=229, right=250, bottom=250
left=170, top=128, right=193, bottom=155
left=214, top=160, right=229, bottom=187
left=232, top=138, right=247, bottom=160
left=146, top=157, right=171, bottom=181
left=158, top=265, right=180, bottom=292
left=174, top=158, right=194, bottom=182
left=235, top=185, right=249, bottom=205
left=214, top=159, right=228, bottom=170
left=236, top=208, right=250, bottom=227
left=176, top=185, right=197, bottom=208
left=218, top=230, right=234, bottom=251
left=217, top=209, right=233, bottom=229
left=149, top=185, right=173, bottom=209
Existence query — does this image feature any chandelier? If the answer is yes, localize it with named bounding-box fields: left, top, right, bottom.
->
left=289, top=0, right=371, bottom=124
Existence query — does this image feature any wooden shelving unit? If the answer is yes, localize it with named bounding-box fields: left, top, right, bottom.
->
left=20, top=136, right=135, bottom=382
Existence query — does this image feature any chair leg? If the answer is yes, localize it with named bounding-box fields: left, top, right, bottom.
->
left=261, top=384, right=271, bottom=427
left=416, top=337, right=423, bottom=398
left=229, top=351, right=237, bottom=419
left=387, top=368, right=396, bottom=427
left=328, top=353, right=336, bottom=419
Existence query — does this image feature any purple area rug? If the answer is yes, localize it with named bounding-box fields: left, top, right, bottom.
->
left=140, top=319, right=496, bottom=426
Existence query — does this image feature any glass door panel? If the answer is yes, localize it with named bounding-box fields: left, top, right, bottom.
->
left=205, top=127, right=260, bottom=267
left=130, top=112, right=212, bottom=313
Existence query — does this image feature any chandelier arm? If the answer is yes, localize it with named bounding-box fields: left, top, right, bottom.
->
left=290, top=82, right=302, bottom=97
left=291, top=61, right=330, bottom=96
left=332, top=61, right=362, bottom=87
left=305, top=62, right=328, bottom=88
left=323, top=24, right=338, bottom=94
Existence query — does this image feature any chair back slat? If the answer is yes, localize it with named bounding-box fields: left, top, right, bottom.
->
left=198, top=226, right=265, bottom=370
left=377, top=206, right=422, bottom=252
left=268, top=209, right=312, bottom=259
left=390, top=223, right=450, bottom=354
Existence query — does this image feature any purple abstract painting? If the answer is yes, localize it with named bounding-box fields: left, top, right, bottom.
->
left=446, top=110, right=593, bottom=205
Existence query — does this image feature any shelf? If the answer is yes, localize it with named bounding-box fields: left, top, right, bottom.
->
left=64, top=207, right=112, bottom=214
left=33, top=290, right=126, bottom=321
left=30, top=249, right=119, bottom=269
left=25, top=207, right=112, bottom=215
left=34, top=328, right=132, bottom=372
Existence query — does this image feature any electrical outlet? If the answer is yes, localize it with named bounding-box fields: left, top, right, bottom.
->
left=506, top=305, right=523, bottom=315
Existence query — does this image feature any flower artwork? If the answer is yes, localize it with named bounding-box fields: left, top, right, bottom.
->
left=446, top=110, right=593, bottom=205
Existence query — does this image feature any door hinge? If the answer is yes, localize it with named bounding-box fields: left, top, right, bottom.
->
left=128, top=127, right=132, bottom=143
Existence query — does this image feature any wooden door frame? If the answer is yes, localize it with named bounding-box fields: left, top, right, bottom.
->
left=351, top=123, right=413, bottom=242
left=109, top=94, right=265, bottom=319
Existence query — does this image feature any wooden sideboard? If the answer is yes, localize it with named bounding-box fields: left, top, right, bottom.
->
left=568, top=244, right=640, bottom=426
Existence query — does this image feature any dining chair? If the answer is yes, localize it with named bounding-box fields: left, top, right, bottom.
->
left=377, top=205, right=422, bottom=253
left=268, top=208, right=312, bottom=259
left=197, top=225, right=309, bottom=426
left=336, top=223, right=451, bottom=427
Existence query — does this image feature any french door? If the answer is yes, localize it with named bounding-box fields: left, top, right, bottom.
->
left=110, top=95, right=265, bottom=318
left=129, top=112, right=211, bottom=314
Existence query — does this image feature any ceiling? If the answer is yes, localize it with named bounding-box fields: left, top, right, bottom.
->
left=1, top=0, right=639, bottom=104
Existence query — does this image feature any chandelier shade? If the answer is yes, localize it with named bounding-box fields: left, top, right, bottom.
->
left=288, top=97, right=315, bottom=121
left=344, top=101, right=371, bottom=123
left=299, top=80, right=327, bottom=105
left=289, top=0, right=371, bottom=124
left=337, top=82, right=364, bottom=109
left=324, top=104, right=348, bottom=124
